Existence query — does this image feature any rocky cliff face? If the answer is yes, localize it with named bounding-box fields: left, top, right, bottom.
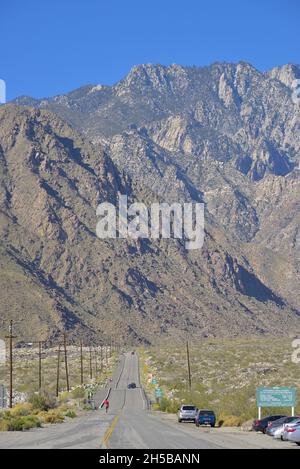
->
left=3, top=61, right=300, bottom=342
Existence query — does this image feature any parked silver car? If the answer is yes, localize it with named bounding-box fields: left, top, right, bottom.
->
left=267, top=417, right=300, bottom=439
left=286, top=424, right=300, bottom=445
left=282, top=418, right=300, bottom=441
left=178, top=405, right=198, bottom=423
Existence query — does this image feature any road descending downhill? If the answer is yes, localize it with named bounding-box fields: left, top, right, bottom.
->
left=0, top=352, right=297, bottom=449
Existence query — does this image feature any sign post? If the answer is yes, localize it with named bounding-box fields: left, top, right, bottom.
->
left=256, top=387, right=297, bottom=418
left=155, top=387, right=163, bottom=403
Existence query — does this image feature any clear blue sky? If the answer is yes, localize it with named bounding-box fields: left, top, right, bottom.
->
left=1, top=0, right=299, bottom=100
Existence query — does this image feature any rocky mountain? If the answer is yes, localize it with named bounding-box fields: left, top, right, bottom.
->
left=1, top=61, right=300, bottom=343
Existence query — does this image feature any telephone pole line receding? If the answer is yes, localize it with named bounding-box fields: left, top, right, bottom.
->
left=5, top=320, right=17, bottom=408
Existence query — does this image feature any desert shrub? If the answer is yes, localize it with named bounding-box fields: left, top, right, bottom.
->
left=156, top=397, right=180, bottom=414
left=218, top=415, right=243, bottom=427
left=5, top=416, right=41, bottom=431
left=72, top=387, right=85, bottom=399
left=56, top=404, right=69, bottom=413
left=10, top=403, right=33, bottom=417
left=0, top=420, right=10, bottom=431
left=65, top=410, right=77, bottom=418
left=42, top=411, right=64, bottom=424
left=58, top=391, right=70, bottom=403
left=29, top=391, right=56, bottom=411
left=20, top=416, right=41, bottom=430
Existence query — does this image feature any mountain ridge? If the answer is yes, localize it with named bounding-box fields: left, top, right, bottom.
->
left=1, top=61, right=300, bottom=342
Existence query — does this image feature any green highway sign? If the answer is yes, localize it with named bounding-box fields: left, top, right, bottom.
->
left=256, top=387, right=296, bottom=408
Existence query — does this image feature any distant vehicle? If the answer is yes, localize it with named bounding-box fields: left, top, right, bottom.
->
left=282, top=418, right=300, bottom=441
left=195, top=410, right=216, bottom=428
left=127, top=382, right=136, bottom=389
left=178, top=405, right=198, bottom=423
left=285, top=424, right=300, bottom=445
left=266, top=416, right=300, bottom=438
left=252, top=415, right=286, bottom=433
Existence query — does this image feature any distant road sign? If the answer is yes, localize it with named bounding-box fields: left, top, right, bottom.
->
left=155, top=388, right=163, bottom=397
left=256, top=387, right=296, bottom=407
left=151, top=379, right=157, bottom=385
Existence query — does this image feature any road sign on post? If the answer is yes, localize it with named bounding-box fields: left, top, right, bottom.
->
left=256, top=387, right=297, bottom=419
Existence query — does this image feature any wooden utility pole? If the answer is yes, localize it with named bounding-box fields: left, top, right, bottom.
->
left=31, top=340, right=45, bottom=390
left=95, top=350, right=98, bottom=376
left=80, top=341, right=84, bottom=385
left=37, top=341, right=47, bottom=390
left=56, top=344, right=61, bottom=397
left=89, top=346, right=93, bottom=380
left=38, top=341, right=42, bottom=390
left=186, top=341, right=192, bottom=389
left=63, top=333, right=70, bottom=392
left=100, top=345, right=103, bottom=372
left=5, top=321, right=17, bottom=408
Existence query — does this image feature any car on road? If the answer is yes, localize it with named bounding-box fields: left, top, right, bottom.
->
left=265, top=416, right=299, bottom=438
left=127, top=382, right=136, bottom=389
left=252, top=415, right=286, bottom=433
left=195, top=410, right=216, bottom=427
left=178, top=405, right=198, bottom=423
left=285, top=424, right=300, bottom=445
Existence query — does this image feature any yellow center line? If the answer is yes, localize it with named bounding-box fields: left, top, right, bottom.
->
left=101, top=414, right=120, bottom=448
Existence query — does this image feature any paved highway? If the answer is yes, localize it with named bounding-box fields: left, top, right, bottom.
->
left=0, top=352, right=297, bottom=449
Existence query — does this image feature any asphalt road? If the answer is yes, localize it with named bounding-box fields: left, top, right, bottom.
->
left=0, top=352, right=298, bottom=449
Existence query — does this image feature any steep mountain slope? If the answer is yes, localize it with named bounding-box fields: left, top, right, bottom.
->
left=4, top=61, right=300, bottom=341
